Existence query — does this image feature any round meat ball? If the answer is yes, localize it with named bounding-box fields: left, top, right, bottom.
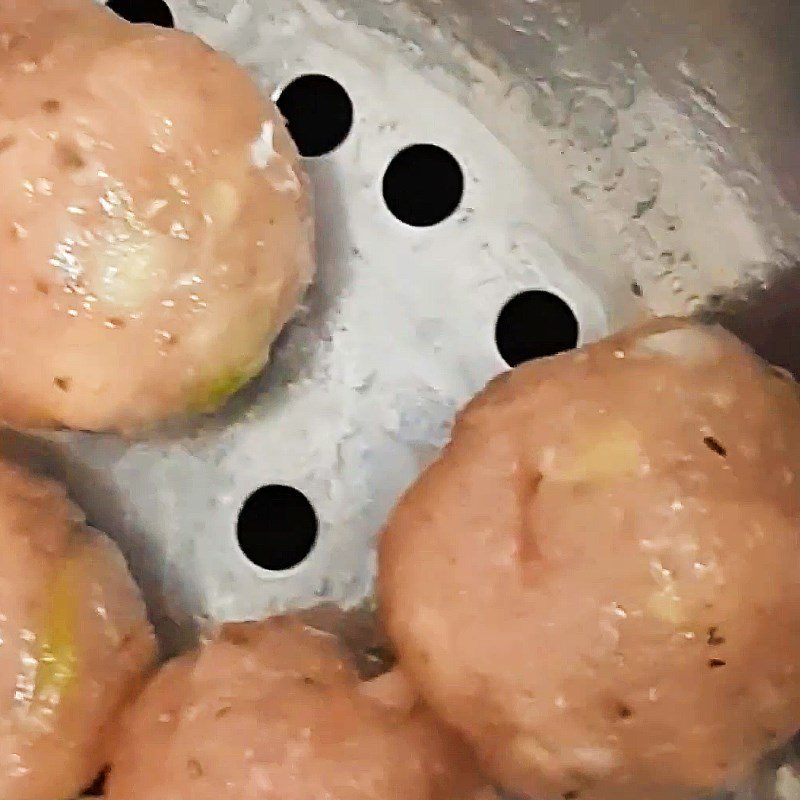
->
left=0, top=459, right=156, bottom=800
left=0, top=0, right=314, bottom=432
left=379, top=318, right=800, bottom=800
left=106, top=618, right=495, bottom=800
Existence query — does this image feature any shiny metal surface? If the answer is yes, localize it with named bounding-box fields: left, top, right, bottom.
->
left=417, top=0, right=800, bottom=372
left=420, top=0, right=800, bottom=217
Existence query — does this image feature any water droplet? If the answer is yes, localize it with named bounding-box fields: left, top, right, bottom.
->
left=568, top=93, right=618, bottom=149
left=609, top=65, right=636, bottom=109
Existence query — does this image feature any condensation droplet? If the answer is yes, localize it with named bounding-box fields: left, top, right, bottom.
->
left=568, top=93, right=618, bottom=150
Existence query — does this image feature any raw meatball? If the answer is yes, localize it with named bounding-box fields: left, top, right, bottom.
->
left=106, top=618, right=495, bottom=800
left=379, top=317, right=800, bottom=800
left=0, top=459, right=156, bottom=800
left=0, top=0, right=314, bottom=432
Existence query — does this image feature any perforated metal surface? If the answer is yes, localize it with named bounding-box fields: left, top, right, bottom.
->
left=4, top=0, right=797, bottom=662
left=4, top=0, right=800, bottom=795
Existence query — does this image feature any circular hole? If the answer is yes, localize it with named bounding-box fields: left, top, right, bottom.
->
left=495, top=290, right=579, bottom=367
left=276, top=75, right=354, bottom=158
left=237, top=485, right=318, bottom=571
left=106, top=0, right=174, bottom=27
left=382, top=144, right=464, bottom=227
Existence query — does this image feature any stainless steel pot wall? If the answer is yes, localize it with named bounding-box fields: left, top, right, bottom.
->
left=419, top=0, right=800, bottom=210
